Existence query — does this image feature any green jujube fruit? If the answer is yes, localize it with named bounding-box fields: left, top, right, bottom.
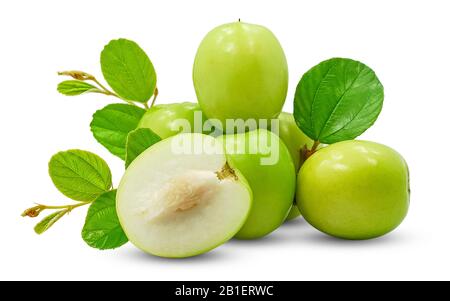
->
left=138, top=102, right=208, bottom=138
left=219, top=129, right=296, bottom=239
left=193, top=21, right=288, bottom=127
left=297, top=140, right=410, bottom=240
left=276, top=112, right=316, bottom=221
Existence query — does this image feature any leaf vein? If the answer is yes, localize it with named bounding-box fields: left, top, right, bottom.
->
left=317, top=64, right=364, bottom=139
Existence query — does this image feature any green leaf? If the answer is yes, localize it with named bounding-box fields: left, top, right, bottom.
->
left=100, top=38, right=156, bottom=103
left=57, top=80, right=100, bottom=96
left=34, top=210, right=67, bottom=234
left=125, top=128, right=161, bottom=168
left=294, top=58, right=384, bottom=144
left=82, top=190, right=128, bottom=250
left=49, top=150, right=112, bottom=202
left=90, top=103, right=146, bottom=159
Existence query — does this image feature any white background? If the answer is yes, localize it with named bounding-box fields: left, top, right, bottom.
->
left=0, top=0, right=449, bottom=281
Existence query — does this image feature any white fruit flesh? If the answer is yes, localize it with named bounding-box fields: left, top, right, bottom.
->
left=117, top=133, right=252, bottom=258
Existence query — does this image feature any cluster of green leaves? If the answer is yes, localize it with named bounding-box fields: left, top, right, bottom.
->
left=30, top=150, right=126, bottom=249
left=23, top=38, right=163, bottom=250
left=57, top=38, right=161, bottom=163
left=26, top=144, right=161, bottom=249
left=293, top=57, right=384, bottom=146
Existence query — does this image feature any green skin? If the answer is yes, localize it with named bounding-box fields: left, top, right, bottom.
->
left=219, top=129, right=296, bottom=239
left=138, top=102, right=208, bottom=138
left=193, top=21, right=288, bottom=126
left=276, top=112, right=316, bottom=221
left=297, top=140, right=410, bottom=240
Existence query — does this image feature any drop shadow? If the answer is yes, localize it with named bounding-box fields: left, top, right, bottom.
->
left=119, top=217, right=409, bottom=262
left=119, top=244, right=232, bottom=264
left=227, top=218, right=308, bottom=246
left=300, top=230, right=409, bottom=247
left=228, top=233, right=284, bottom=246
left=281, top=217, right=308, bottom=228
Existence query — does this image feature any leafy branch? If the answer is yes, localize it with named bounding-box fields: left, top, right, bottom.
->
left=58, top=70, right=121, bottom=97
left=22, top=38, right=160, bottom=248
left=57, top=38, right=158, bottom=111
left=57, top=70, right=151, bottom=108
left=56, top=39, right=160, bottom=161
left=22, top=201, right=89, bottom=218
left=21, top=149, right=128, bottom=249
left=22, top=149, right=112, bottom=233
left=22, top=202, right=91, bottom=235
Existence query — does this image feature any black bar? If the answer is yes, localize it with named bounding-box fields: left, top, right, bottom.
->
left=0, top=281, right=448, bottom=298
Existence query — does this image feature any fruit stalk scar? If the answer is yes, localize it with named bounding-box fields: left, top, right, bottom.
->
left=216, top=162, right=238, bottom=181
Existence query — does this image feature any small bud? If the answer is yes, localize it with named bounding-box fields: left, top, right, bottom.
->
left=21, top=205, right=43, bottom=218
left=58, top=70, right=95, bottom=81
